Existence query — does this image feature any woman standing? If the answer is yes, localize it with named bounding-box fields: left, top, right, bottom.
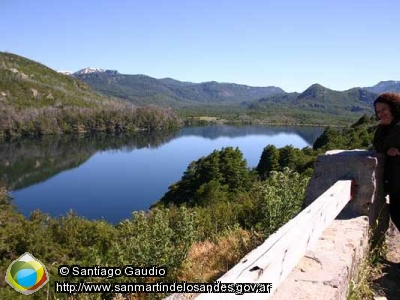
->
left=373, top=92, right=400, bottom=232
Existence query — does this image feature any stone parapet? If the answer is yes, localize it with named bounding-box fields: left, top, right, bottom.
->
left=275, top=149, right=390, bottom=300
left=273, top=216, right=369, bottom=300
left=304, top=150, right=389, bottom=245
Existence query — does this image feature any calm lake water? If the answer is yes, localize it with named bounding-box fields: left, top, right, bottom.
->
left=1, top=125, right=324, bottom=223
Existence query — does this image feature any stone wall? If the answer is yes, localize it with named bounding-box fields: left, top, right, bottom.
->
left=274, top=150, right=389, bottom=299
left=304, top=150, right=389, bottom=245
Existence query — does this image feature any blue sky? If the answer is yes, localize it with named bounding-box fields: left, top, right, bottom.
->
left=2, top=0, right=399, bottom=92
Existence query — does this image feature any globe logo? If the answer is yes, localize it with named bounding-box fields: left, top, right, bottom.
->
left=5, top=252, right=49, bottom=295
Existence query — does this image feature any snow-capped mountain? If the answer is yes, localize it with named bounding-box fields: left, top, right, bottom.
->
left=74, top=67, right=105, bottom=75
left=57, top=71, right=73, bottom=76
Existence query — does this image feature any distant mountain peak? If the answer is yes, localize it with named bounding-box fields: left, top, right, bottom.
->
left=307, top=83, right=328, bottom=90
left=299, top=83, right=330, bottom=99
left=363, top=80, right=400, bottom=94
left=74, top=67, right=105, bottom=75
left=376, top=80, right=400, bottom=85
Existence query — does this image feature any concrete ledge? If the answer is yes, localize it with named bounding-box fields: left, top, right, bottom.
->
left=272, top=216, right=369, bottom=300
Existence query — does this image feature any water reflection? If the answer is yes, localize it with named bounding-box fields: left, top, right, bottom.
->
left=0, top=125, right=324, bottom=222
left=177, top=125, right=322, bottom=145
left=0, top=131, right=179, bottom=191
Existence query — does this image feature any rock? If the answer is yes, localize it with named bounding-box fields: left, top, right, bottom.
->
left=19, top=72, right=29, bottom=80
left=0, top=90, right=10, bottom=100
left=7, top=67, right=28, bottom=79
left=30, top=88, right=39, bottom=98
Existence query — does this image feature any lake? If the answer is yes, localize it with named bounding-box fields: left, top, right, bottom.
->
left=0, top=125, right=324, bottom=223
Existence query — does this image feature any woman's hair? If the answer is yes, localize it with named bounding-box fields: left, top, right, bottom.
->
left=374, top=92, right=400, bottom=120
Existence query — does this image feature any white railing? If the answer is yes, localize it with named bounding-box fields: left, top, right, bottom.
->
left=168, top=180, right=353, bottom=300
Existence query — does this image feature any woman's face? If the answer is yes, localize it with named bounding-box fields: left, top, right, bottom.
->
left=375, top=102, right=394, bottom=125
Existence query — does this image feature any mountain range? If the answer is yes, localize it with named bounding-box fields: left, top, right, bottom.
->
left=72, top=68, right=284, bottom=107
left=70, top=68, right=400, bottom=112
left=2, top=52, right=400, bottom=126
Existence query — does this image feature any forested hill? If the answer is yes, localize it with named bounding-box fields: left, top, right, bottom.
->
left=0, top=52, right=181, bottom=138
left=247, top=84, right=379, bottom=124
left=73, top=71, right=285, bottom=107
left=255, top=84, right=376, bottom=111
left=0, top=52, right=116, bottom=109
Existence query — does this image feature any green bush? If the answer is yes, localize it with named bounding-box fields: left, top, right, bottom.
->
left=253, top=169, right=310, bottom=237
left=108, top=207, right=196, bottom=282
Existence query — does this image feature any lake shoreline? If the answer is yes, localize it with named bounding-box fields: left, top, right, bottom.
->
left=183, top=117, right=346, bottom=128
left=3, top=125, right=324, bottom=223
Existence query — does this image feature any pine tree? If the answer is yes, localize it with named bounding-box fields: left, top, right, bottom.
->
left=256, top=145, right=280, bottom=179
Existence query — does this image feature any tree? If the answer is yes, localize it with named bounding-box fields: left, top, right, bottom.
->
left=278, top=145, right=299, bottom=171
left=313, top=127, right=343, bottom=150
left=256, top=145, right=280, bottom=179
left=219, top=147, right=251, bottom=193
left=159, top=147, right=251, bottom=206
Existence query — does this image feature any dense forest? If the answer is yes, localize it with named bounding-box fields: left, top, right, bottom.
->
left=0, top=105, right=181, bottom=139
left=0, top=114, right=377, bottom=300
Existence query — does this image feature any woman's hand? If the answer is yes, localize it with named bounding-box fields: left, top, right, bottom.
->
left=387, top=147, right=400, bottom=156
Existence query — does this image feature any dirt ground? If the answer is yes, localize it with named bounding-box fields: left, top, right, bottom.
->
left=373, top=223, right=400, bottom=299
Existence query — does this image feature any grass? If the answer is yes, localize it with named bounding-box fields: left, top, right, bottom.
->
left=179, top=227, right=262, bottom=283
left=347, top=236, right=387, bottom=299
